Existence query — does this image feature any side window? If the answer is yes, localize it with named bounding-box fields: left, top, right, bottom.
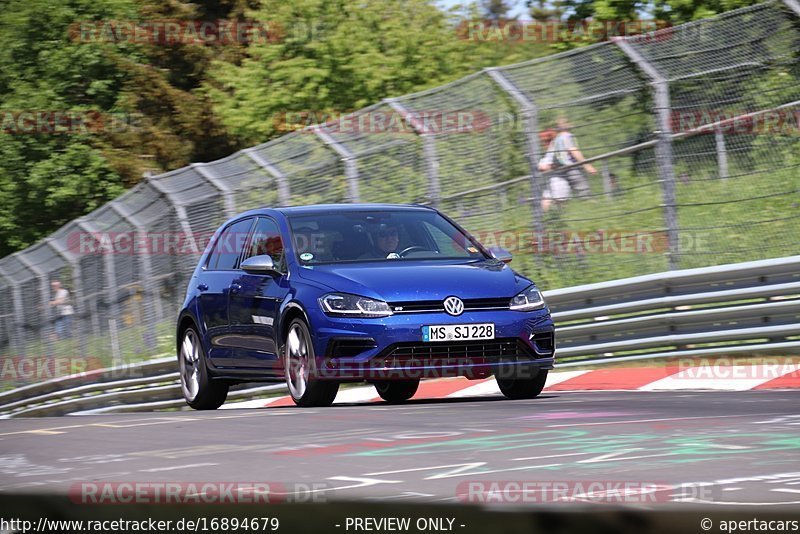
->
left=421, top=221, right=467, bottom=256
left=207, top=218, right=254, bottom=271
left=244, top=217, right=285, bottom=272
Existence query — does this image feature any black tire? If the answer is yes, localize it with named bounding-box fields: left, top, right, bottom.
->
left=497, top=370, right=548, bottom=400
left=284, top=318, right=339, bottom=407
left=178, top=326, right=228, bottom=410
left=374, top=379, right=420, bottom=404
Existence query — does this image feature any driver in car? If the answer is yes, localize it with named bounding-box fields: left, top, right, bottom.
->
left=360, top=223, right=402, bottom=259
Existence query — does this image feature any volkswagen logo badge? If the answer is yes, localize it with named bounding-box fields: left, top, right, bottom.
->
left=443, top=296, right=464, bottom=316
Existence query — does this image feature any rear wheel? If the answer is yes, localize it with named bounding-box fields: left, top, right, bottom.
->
left=179, top=327, right=228, bottom=410
left=374, top=379, right=420, bottom=404
left=497, top=370, right=548, bottom=400
left=285, top=319, right=339, bottom=407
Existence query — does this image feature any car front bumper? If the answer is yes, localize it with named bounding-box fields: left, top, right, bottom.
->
left=308, top=308, right=555, bottom=381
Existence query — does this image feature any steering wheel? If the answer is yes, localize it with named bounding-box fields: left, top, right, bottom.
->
left=398, top=246, right=436, bottom=258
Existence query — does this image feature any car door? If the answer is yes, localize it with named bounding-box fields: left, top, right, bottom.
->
left=226, top=216, right=290, bottom=372
left=197, top=217, right=255, bottom=368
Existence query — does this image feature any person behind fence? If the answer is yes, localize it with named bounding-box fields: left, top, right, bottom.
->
left=538, top=117, right=597, bottom=198
left=50, top=280, right=74, bottom=339
left=537, top=128, right=571, bottom=212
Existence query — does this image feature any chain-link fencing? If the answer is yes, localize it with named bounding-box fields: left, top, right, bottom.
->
left=0, top=0, right=798, bottom=381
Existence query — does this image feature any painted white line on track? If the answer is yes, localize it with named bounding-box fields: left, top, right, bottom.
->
left=545, top=413, right=787, bottom=428
left=139, top=463, right=219, bottom=472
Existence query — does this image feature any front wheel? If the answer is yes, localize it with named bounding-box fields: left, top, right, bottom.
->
left=374, top=379, right=419, bottom=404
left=179, top=327, right=228, bottom=410
left=284, top=319, right=339, bottom=407
left=497, top=370, right=548, bottom=400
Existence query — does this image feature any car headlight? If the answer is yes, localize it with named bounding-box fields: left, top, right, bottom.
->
left=509, top=285, right=546, bottom=311
left=319, top=293, right=393, bottom=317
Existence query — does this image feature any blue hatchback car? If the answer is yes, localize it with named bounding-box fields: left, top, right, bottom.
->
left=177, top=204, right=555, bottom=408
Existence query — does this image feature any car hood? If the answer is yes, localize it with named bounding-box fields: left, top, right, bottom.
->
left=296, top=259, right=533, bottom=302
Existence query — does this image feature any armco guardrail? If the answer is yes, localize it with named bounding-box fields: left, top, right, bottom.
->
left=1, top=255, right=799, bottom=417
left=549, top=255, right=800, bottom=366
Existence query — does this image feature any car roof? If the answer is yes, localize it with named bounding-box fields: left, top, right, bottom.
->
left=223, top=203, right=436, bottom=226
left=275, top=203, right=434, bottom=215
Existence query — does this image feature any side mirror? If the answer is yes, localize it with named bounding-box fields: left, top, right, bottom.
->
left=488, top=246, right=513, bottom=264
left=240, top=255, right=278, bottom=275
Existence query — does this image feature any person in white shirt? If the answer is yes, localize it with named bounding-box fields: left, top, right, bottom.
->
left=538, top=117, right=597, bottom=199
left=50, top=280, right=74, bottom=339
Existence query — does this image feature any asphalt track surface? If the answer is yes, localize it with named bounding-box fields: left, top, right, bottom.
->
left=1, top=390, right=799, bottom=509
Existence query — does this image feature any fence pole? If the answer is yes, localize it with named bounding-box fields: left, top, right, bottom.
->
left=312, top=126, right=361, bottom=203
left=614, top=38, right=679, bottom=270
left=15, top=251, right=53, bottom=357
left=109, top=201, right=160, bottom=349
left=715, top=131, right=729, bottom=179
left=244, top=149, right=292, bottom=206
left=145, top=176, right=200, bottom=309
left=0, top=265, right=25, bottom=357
left=784, top=0, right=800, bottom=16
left=191, top=163, right=237, bottom=217
left=77, top=218, right=119, bottom=334
left=384, top=98, right=441, bottom=207
left=484, top=68, right=545, bottom=246
left=602, top=160, right=612, bottom=198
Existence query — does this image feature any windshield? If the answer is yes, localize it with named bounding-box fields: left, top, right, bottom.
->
left=288, top=210, right=488, bottom=264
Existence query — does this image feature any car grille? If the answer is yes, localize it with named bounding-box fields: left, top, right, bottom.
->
left=377, top=338, right=538, bottom=368
left=388, top=297, right=510, bottom=313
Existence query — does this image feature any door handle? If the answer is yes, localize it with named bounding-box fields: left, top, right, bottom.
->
left=197, top=283, right=208, bottom=291
left=230, top=283, right=242, bottom=294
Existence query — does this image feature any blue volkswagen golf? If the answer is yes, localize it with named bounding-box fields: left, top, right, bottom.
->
left=177, top=204, right=555, bottom=408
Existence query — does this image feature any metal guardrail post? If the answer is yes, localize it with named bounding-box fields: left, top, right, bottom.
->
left=145, top=176, right=199, bottom=258
left=243, top=149, right=292, bottom=206
left=191, top=163, right=237, bottom=217
left=77, top=218, right=118, bottom=334
left=14, top=251, right=53, bottom=356
left=614, top=38, right=679, bottom=270
left=715, top=131, right=729, bottom=179
left=109, top=201, right=161, bottom=346
left=0, top=264, right=25, bottom=356
left=385, top=98, right=441, bottom=207
left=784, top=0, right=800, bottom=16
left=484, top=67, right=546, bottom=244
left=312, top=126, right=361, bottom=203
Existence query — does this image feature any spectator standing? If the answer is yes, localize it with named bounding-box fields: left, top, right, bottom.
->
left=538, top=117, right=597, bottom=198
left=50, top=280, right=74, bottom=340
left=538, top=128, right=570, bottom=212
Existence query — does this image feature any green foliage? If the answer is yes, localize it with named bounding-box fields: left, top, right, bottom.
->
left=530, top=0, right=764, bottom=24
left=0, top=0, right=238, bottom=256
left=206, top=0, right=469, bottom=145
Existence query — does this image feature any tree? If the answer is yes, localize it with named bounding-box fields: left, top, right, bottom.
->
left=0, top=0, right=238, bottom=255
left=205, top=0, right=471, bottom=145
left=482, top=0, right=515, bottom=20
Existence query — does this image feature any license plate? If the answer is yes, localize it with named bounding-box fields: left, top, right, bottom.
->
left=422, top=323, right=495, bottom=342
